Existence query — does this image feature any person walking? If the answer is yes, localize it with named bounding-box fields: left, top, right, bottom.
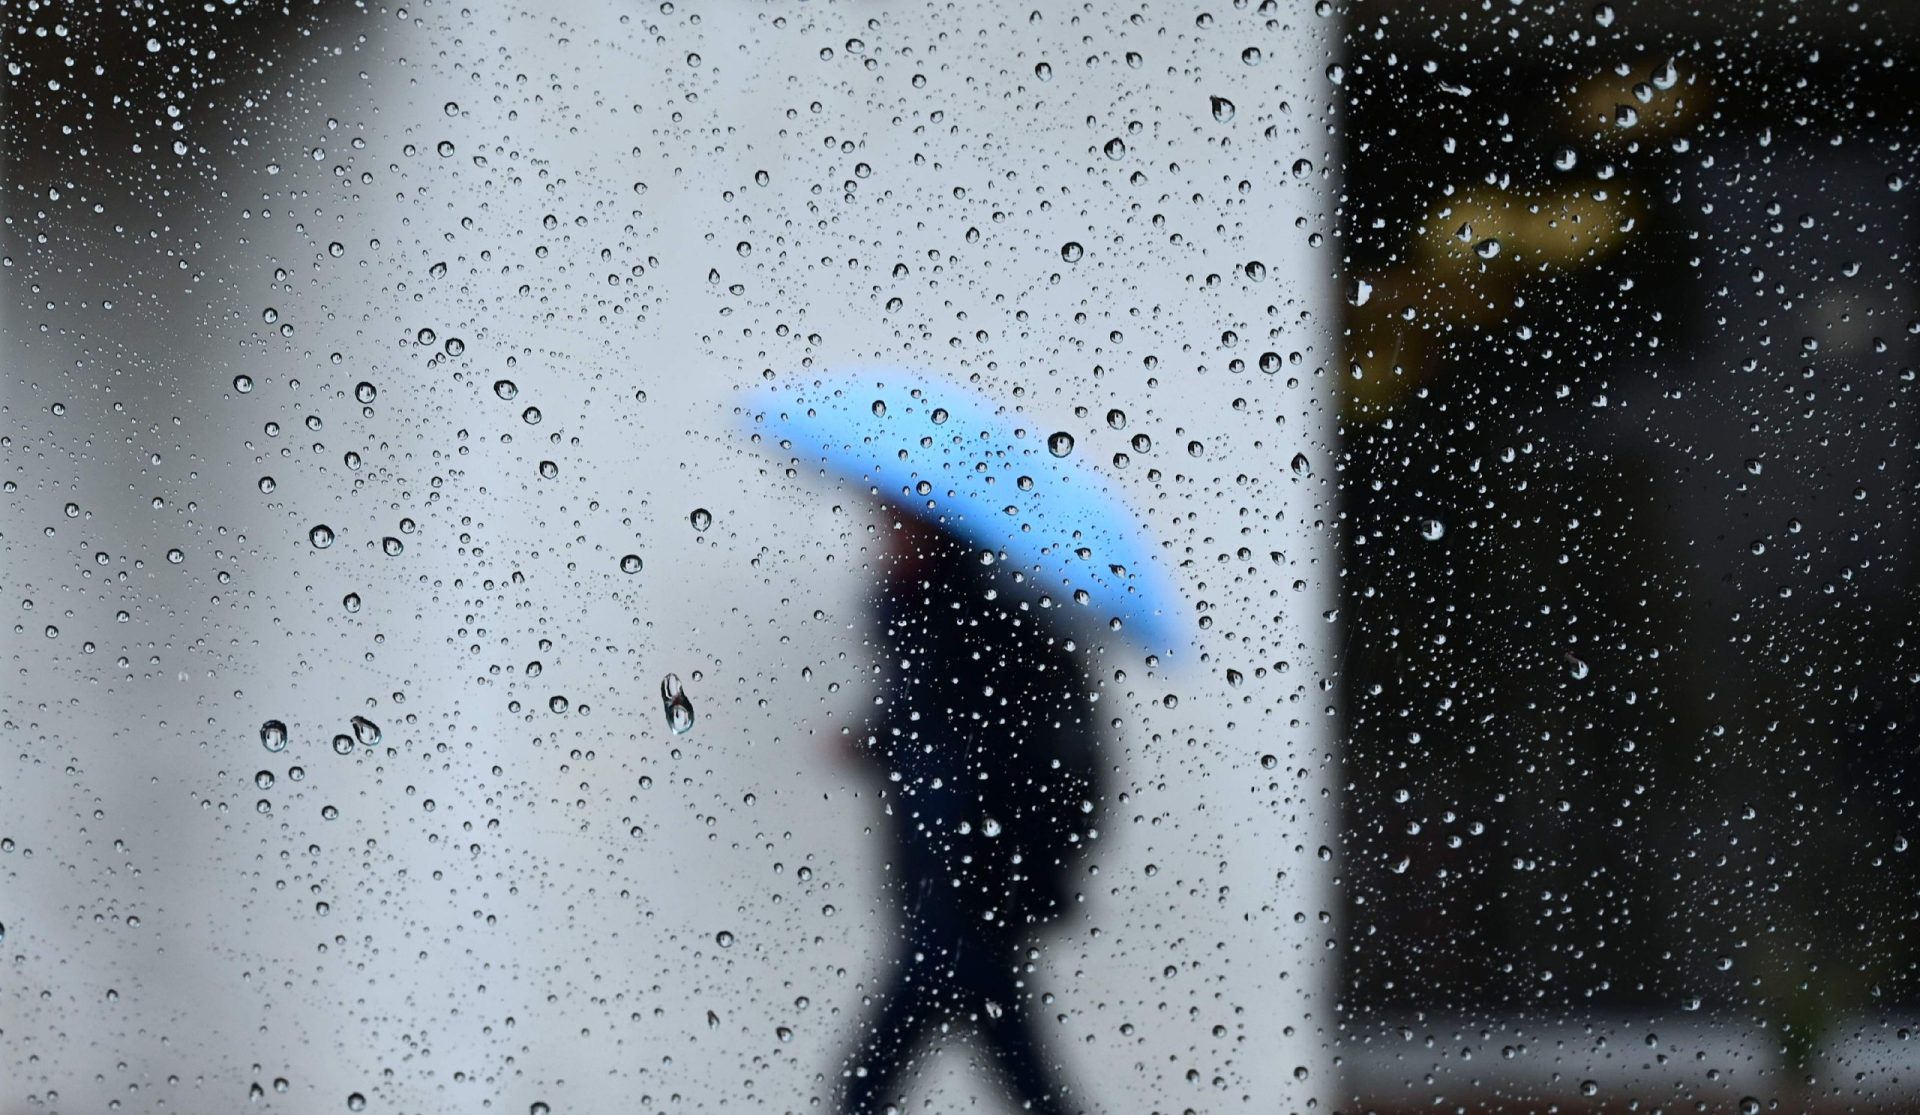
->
left=739, top=371, right=1178, bottom=1115
left=836, top=514, right=1103, bottom=1115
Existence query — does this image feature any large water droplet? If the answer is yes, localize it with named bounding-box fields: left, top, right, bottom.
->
left=350, top=715, right=382, bottom=746
left=1048, top=431, right=1075, bottom=458
left=261, top=720, right=289, bottom=753
left=662, top=673, right=695, bottom=735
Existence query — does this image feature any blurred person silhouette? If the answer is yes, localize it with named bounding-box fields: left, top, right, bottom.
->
left=834, top=511, right=1105, bottom=1115
left=740, top=372, right=1177, bottom=1115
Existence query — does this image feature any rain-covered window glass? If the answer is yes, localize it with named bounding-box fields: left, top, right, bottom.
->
left=3, top=2, right=1914, bottom=1115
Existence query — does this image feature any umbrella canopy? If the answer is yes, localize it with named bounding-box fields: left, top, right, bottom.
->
left=740, top=369, right=1182, bottom=655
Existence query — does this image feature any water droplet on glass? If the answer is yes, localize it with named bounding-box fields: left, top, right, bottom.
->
left=1048, top=431, right=1075, bottom=457
left=234, top=374, right=253, bottom=393
left=1106, top=408, right=1127, bottom=430
left=494, top=380, right=518, bottom=400
left=355, top=381, right=377, bottom=404
left=1420, top=519, right=1446, bottom=541
left=662, top=673, right=696, bottom=735
left=1060, top=241, right=1084, bottom=262
left=870, top=399, right=887, bottom=418
left=522, top=406, right=542, bottom=426
left=1210, top=96, right=1235, bottom=122
left=261, top=720, right=289, bottom=753
left=255, top=770, right=275, bottom=790
left=620, top=554, right=643, bottom=574
left=342, top=592, right=361, bottom=613
left=690, top=508, right=713, bottom=532
left=351, top=716, right=382, bottom=746
left=332, top=734, right=355, bottom=756
left=1103, top=137, right=1126, bottom=160
left=381, top=537, right=404, bottom=556
left=715, top=929, right=734, bottom=948
left=538, top=460, right=559, bottom=479
left=1291, top=453, right=1312, bottom=477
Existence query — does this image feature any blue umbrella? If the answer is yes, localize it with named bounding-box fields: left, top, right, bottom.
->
left=739, top=368, right=1182, bottom=654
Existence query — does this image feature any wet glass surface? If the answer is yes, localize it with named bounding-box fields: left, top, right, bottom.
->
left=6, top=3, right=1918, bottom=1114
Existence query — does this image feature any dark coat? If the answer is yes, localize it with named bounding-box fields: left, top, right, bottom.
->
left=862, top=553, right=1105, bottom=929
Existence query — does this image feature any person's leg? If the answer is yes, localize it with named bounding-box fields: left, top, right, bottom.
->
left=838, top=963, right=935, bottom=1115
left=840, top=877, right=960, bottom=1115
left=961, top=943, right=1090, bottom=1115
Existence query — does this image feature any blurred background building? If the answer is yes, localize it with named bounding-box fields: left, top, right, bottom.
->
left=1332, top=2, right=1920, bottom=1112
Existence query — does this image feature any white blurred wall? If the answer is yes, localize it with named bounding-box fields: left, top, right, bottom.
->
left=1, top=3, right=1338, bottom=1112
